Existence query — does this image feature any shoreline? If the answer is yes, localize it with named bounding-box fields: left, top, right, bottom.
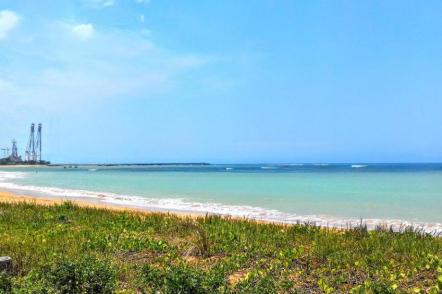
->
left=1, top=168, right=442, bottom=234
left=1, top=188, right=442, bottom=235
left=0, top=190, right=206, bottom=219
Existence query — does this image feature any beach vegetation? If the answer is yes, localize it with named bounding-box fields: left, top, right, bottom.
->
left=0, top=201, right=441, bottom=292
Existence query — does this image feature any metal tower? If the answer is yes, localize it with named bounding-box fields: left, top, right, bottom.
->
left=35, top=123, right=42, bottom=162
left=26, top=123, right=36, bottom=162
left=11, top=140, right=18, bottom=158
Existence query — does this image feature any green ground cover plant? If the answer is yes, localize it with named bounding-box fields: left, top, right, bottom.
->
left=0, top=201, right=441, bottom=293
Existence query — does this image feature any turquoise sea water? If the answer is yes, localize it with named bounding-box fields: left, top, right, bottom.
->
left=0, top=164, right=441, bottom=230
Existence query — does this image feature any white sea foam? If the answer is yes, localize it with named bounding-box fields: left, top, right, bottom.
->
left=261, top=166, right=277, bottom=169
left=313, top=163, right=329, bottom=166
left=0, top=171, right=441, bottom=234
left=351, top=164, right=367, bottom=168
left=88, top=169, right=98, bottom=172
left=225, top=167, right=233, bottom=171
left=0, top=171, right=27, bottom=181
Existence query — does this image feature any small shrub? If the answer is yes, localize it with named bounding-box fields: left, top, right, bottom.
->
left=57, top=214, right=68, bottom=222
left=140, top=263, right=203, bottom=293
left=194, top=223, right=210, bottom=258
left=77, top=257, right=116, bottom=293
left=15, top=256, right=116, bottom=293
left=233, top=270, right=278, bottom=294
left=12, top=271, right=51, bottom=294
left=60, top=201, right=76, bottom=210
left=0, top=271, right=12, bottom=294
left=350, top=280, right=396, bottom=294
left=139, top=262, right=224, bottom=293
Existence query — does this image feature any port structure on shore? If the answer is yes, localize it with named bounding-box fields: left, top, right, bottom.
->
left=0, top=140, right=21, bottom=163
left=0, top=123, right=49, bottom=165
left=25, top=123, right=43, bottom=163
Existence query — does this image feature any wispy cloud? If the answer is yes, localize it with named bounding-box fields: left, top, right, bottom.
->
left=71, top=23, right=94, bottom=41
left=84, top=0, right=115, bottom=9
left=0, top=10, right=20, bottom=40
left=135, top=0, right=150, bottom=4
left=0, top=20, right=213, bottom=113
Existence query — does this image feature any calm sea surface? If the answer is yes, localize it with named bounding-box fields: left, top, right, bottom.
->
left=1, top=164, right=441, bottom=230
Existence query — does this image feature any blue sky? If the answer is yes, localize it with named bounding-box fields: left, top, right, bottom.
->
left=0, top=0, right=441, bottom=163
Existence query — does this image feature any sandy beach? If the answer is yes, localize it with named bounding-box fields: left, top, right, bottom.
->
left=0, top=190, right=205, bottom=219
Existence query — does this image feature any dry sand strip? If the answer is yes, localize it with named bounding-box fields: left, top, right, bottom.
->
left=0, top=190, right=296, bottom=228
left=0, top=190, right=207, bottom=220
left=2, top=190, right=395, bottom=232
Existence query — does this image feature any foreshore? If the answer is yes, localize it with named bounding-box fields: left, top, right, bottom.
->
left=0, top=189, right=301, bottom=227
left=2, top=188, right=442, bottom=236
left=0, top=190, right=205, bottom=219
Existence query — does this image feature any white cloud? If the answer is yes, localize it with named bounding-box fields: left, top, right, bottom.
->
left=135, top=0, right=150, bottom=4
left=71, top=24, right=94, bottom=41
left=84, top=0, right=115, bottom=8
left=0, top=23, right=214, bottom=113
left=0, top=10, right=20, bottom=40
left=140, top=14, right=145, bottom=23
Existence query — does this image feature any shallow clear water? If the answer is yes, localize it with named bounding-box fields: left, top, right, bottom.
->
left=1, top=164, right=441, bottom=228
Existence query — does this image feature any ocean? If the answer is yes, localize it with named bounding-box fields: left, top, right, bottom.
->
left=0, top=163, right=441, bottom=232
